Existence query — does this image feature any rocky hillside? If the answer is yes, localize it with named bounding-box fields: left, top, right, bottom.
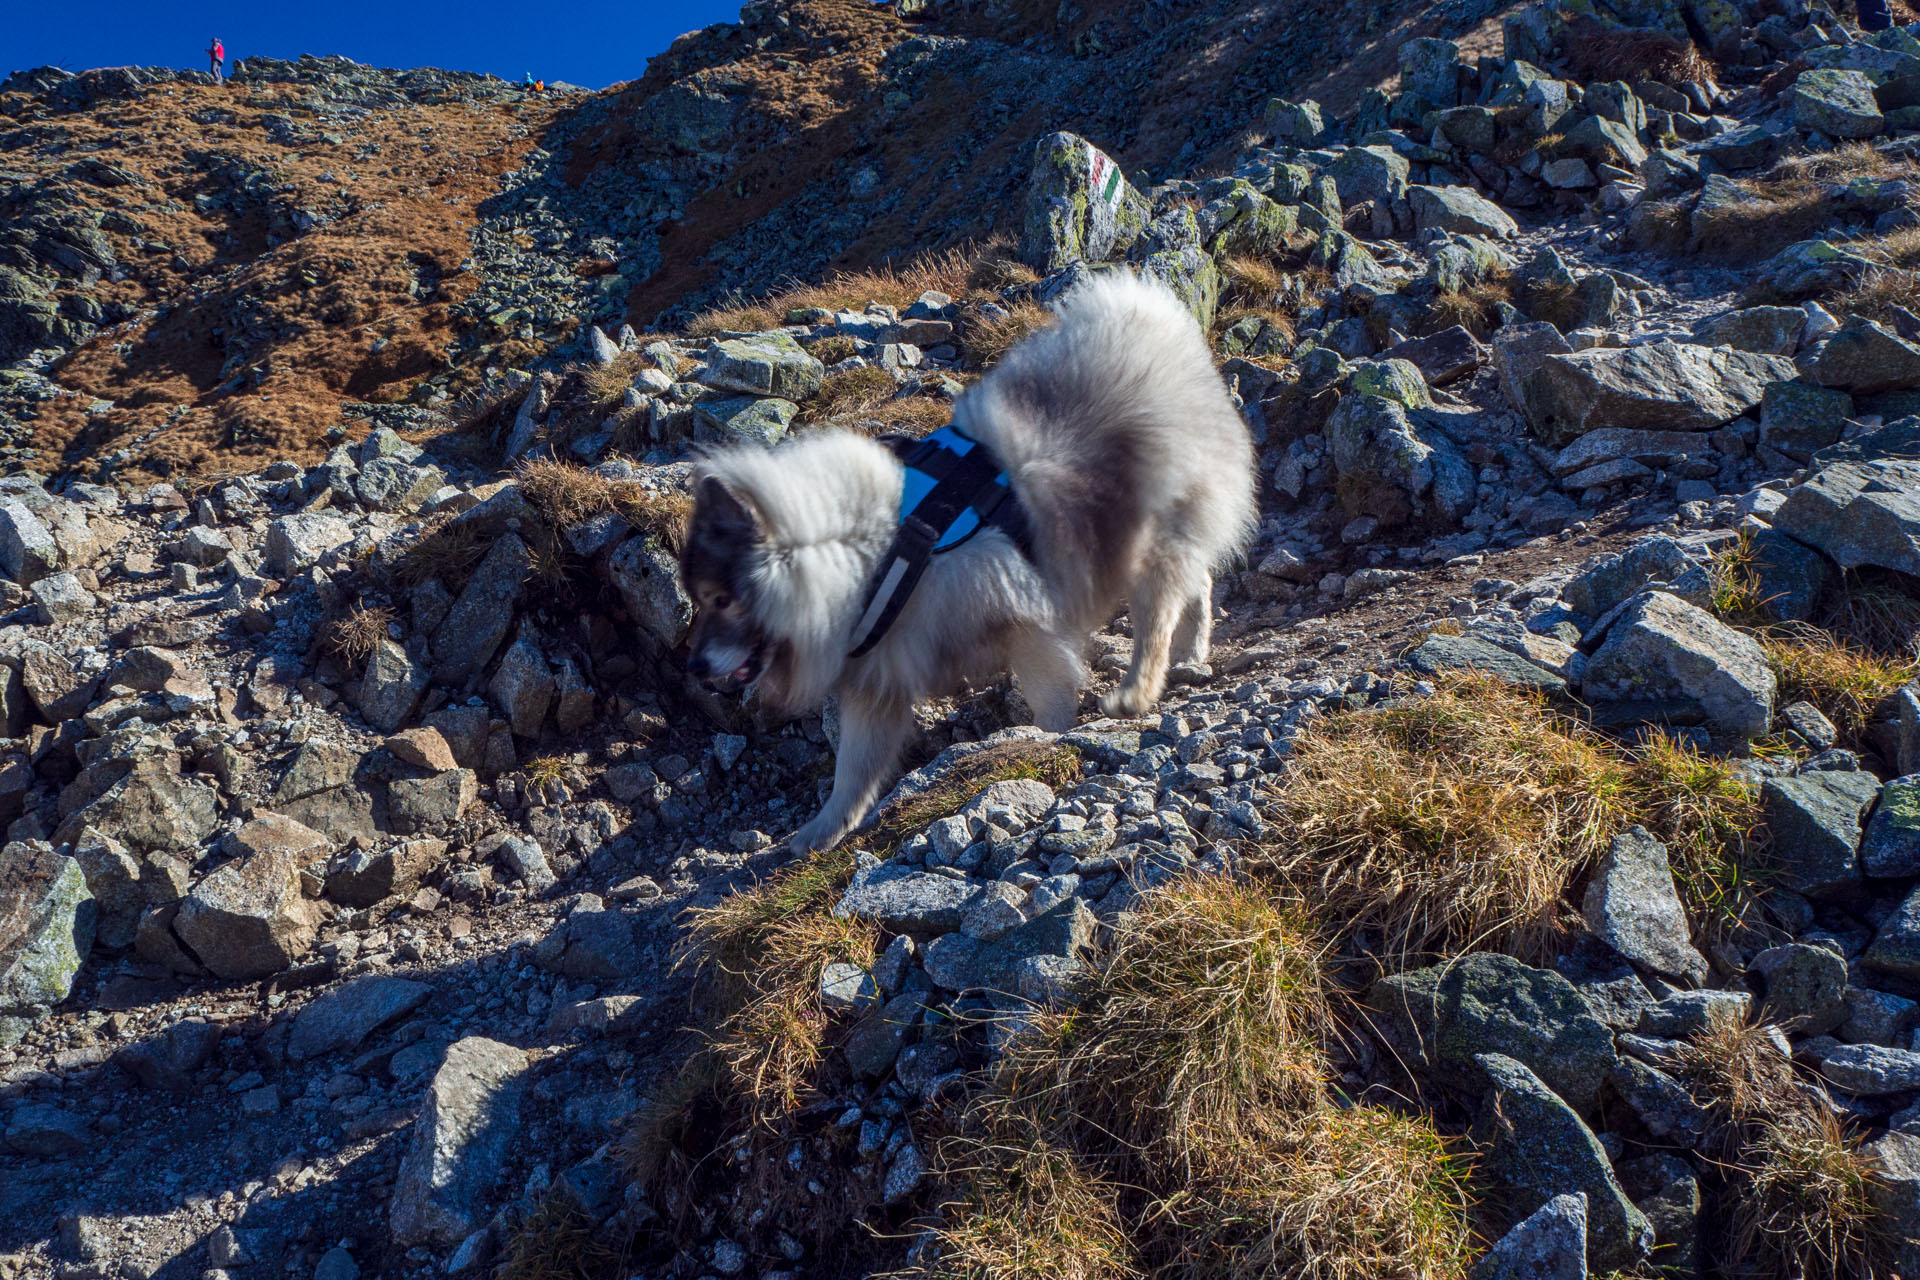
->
left=3, top=0, right=1920, bottom=1278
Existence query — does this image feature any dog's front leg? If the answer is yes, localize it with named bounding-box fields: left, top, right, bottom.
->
left=790, top=691, right=915, bottom=854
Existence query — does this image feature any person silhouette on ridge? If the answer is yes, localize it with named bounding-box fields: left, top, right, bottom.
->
left=208, top=36, right=225, bottom=83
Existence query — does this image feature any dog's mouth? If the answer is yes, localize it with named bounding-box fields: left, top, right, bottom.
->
left=704, top=640, right=768, bottom=695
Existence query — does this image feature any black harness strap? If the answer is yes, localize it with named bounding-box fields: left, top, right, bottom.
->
left=847, top=428, right=1034, bottom=659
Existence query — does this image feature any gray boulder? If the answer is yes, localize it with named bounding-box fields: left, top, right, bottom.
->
left=608, top=534, right=692, bottom=652
left=290, top=976, right=433, bottom=1061
left=1582, top=827, right=1709, bottom=985
left=1792, top=69, right=1885, bottom=140
left=1775, top=454, right=1920, bottom=577
left=264, top=512, right=353, bottom=576
left=1743, top=528, right=1832, bottom=623
left=919, top=899, right=1096, bottom=1005
left=1863, top=775, right=1920, bottom=878
left=1521, top=341, right=1796, bottom=445
left=1820, top=1044, right=1920, bottom=1095
left=1021, top=132, right=1151, bottom=272
left=1405, top=633, right=1565, bottom=694
left=358, top=639, right=428, bottom=734
left=0, top=498, right=60, bottom=585
left=1867, top=882, right=1920, bottom=980
left=1805, top=318, right=1920, bottom=395
left=1408, top=184, right=1518, bottom=239
left=430, top=532, right=530, bottom=683
left=1580, top=592, right=1776, bottom=736
left=1750, top=943, right=1847, bottom=1035
left=1762, top=770, right=1881, bottom=897
left=1864, top=1131, right=1920, bottom=1277
left=1473, top=1053, right=1654, bottom=1271
left=1369, top=952, right=1618, bottom=1115
left=0, top=844, right=94, bottom=1037
left=1695, top=306, right=1806, bottom=356
left=700, top=332, right=825, bottom=401
left=54, top=757, right=219, bottom=859
left=1471, top=1193, right=1587, bottom=1280
left=173, top=848, right=322, bottom=979
left=488, top=633, right=555, bottom=739
left=836, top=861, right=985, bottom=934
left=390, top=1037, right=528, bottom=1246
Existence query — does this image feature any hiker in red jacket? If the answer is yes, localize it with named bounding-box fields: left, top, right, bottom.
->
left=208, top=37, right=225, bottom=83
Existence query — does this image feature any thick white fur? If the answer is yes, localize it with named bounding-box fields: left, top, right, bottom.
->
left=693, top=272, right=1257, bottom=852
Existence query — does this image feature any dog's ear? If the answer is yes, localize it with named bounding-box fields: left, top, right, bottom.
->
left=694, top=473, right=762, bottom=543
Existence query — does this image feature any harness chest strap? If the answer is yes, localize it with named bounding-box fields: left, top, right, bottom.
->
left=846, top=425, right=1032, bottom=659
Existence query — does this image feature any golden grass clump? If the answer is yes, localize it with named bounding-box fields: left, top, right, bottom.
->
left=1764, top=632, right=1918, bottom=739
left=577, top=348, right=647, bottom=404
left=1672, top=1012, right=1890, bottom=1278
left=319, top=603, right=395, bottom=665
left=1257, top=676, right=1632, bottom=959
left=679, top=841, right=875, bottom=1123
left=1255, top=675, right=1763, bottom=959
left=393, top=515, right=494, bottom=590
left=915, top=871, right=1474, bottom=1280
left=1148, top=1103, right=1476, bottom=1280
left=806, top=333, right=861, bottom=365
left=514, top=457, right=692, bottom=552
left=1004, top=877, right=1333, bottom=1173
left=918, top=1115, right=1139, bottom=1280
left=964, top=301, right=1055, bottom=369
left=801, top=364, right=898, bottom=424
left=1563, top=17, right=1716, bottom=86
left=685, top=245, right=986, bottom=338
left=1425, top=277, right=1511, bottom=337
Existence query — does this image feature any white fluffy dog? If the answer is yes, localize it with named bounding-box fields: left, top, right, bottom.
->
left=680, top=272, right=1256, bottom=852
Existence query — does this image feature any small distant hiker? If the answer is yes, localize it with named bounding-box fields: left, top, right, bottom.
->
left=1857, top=0, right=1892, bottom=31
left=208, top=36, right=225, bottom=82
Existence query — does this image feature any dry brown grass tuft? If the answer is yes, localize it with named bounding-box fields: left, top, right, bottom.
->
left=319, top=604, right=394, bottom=665
left=967, top=235, right=1042, bottom=294
left=446, top=378, right=523, bottom=437
left=686, top=245, right=986, bottom=338
left=917, top=870, right=1473, bottom=1280
left=1736, top=1109, right=1888, bottom=1280
left=964, top=301, right=1055, bottom=369
left=577, top=349, right=647, bottom=404
left=1822, top=568, right=1920, bottom=660
left=805, top=333, right=861, bottom=365
left=495, top=1192, right=624, bottom=1280
left=1221, top=255, right=1286, bottom=308
left=1256, top=676, right=1633, bottom=959
left=800, top=364, right=897, bottom=424
left=1686, top=145, right=1914, bottom=264
left=1764, top=632, right=1918, bottom=739
left=1254, top=675, right=1763, bottom=959
left=1005, top=877, right=1333, bottom=1173
left=919, top=1114, right=1139, bottom=1280
left=1148, top=1103, right=1476, bottom=1280
left=515, top=457, right=692, bottom=551
left=706, top=907, right=879, bottom=1123
left=847, top=395, right=953, bottom=437
left=1673, top=1012, right=1890, bottom=1278
left=1563, top=17, right=1716, bottom=86
left=1426, top=278, right=1511, bottom=337
left=393, top=515, right=494, bottom=591
left=1517, top=277, right=1586, bottom=331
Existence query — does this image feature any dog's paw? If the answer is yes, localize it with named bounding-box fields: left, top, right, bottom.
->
left=1099, top=686, right=1154, bottom=719
left=788, top=815, right=846, bottom=856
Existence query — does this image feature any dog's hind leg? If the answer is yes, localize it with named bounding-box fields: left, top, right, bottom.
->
left=790, top=689, right=915, bottom=854
left=1100, top=559, right=1191, bottom=719
left=1008, top=626, right=1084, bottom=733
left=1171, top=570, right=1213, bottom=666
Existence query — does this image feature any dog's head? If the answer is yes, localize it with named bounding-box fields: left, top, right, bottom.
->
left=680, top=472, right=776, bottom=695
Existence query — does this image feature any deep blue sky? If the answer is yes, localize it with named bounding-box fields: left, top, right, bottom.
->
left=8, top=0, right=748, bottom=91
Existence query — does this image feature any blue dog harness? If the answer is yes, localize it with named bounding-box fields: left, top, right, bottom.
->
left=847, top=424, right=1033, bottom=658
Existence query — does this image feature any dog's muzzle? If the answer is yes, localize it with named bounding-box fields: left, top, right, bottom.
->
left=691, top=641, right=766, bottom=695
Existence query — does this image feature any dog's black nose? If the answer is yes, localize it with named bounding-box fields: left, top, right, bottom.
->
left=686, top=652, right=711, bottom=678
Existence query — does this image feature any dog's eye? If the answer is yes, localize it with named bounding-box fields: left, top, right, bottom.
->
left=711, top=593, right=732, bottom=610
